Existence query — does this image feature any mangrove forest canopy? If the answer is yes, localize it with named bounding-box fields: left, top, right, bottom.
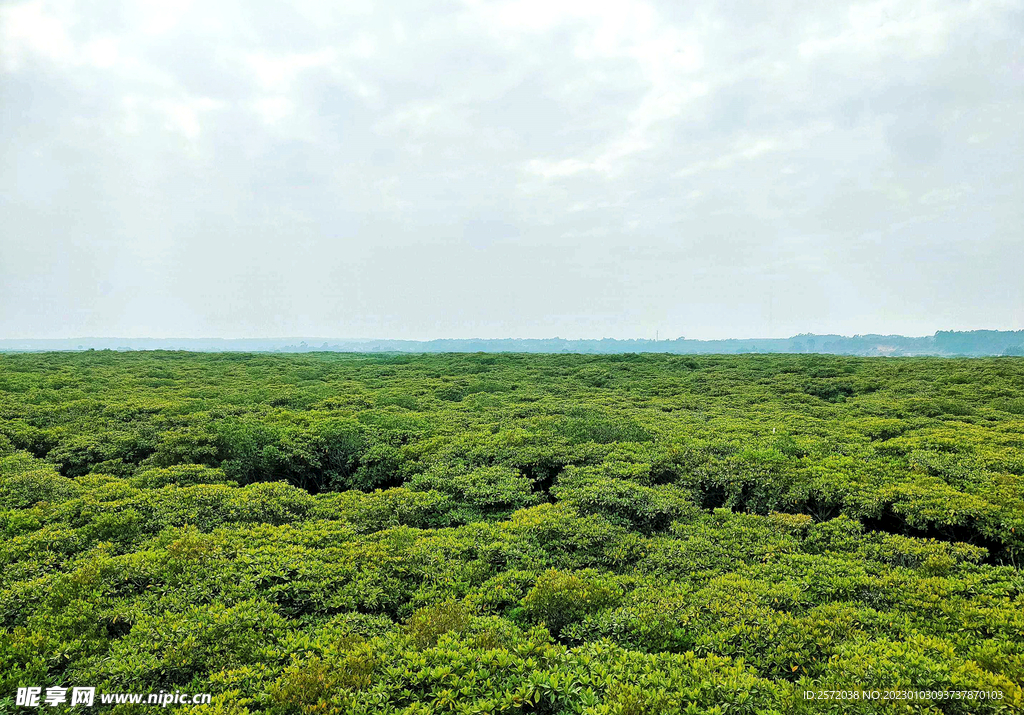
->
left=1, top=351, right=1023, bottom=713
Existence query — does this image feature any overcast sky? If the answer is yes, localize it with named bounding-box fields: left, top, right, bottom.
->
left=1, top=0, right=1022, bottom=340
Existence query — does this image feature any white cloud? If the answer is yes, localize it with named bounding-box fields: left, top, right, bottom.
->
left=244, top=49, right=339, bottom=91
left=797, top=0, right=971, bottom=60
left=474, top=0, right=710, bottom=179
left=0, top=0, right=76, bottom=70
left=80, top=36, right=119, bottom=68
left=251, top=95, right=294, bottom=126
left=150, top=96, right=224, bottom=139
left=675, top=137, right=784, bottom=178
left=134, top=0, right=196, bottom=35
left=919, top=183, right=973, bottom=206
left=1, top=0, right=1022, bottom=339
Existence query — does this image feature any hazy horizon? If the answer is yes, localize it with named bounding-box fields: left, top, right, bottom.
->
left=2, top=0, right=1023, bottom=341
left=4, top=329, right=1024, bottom=360
left=2, top=328, right=1022, bottom=342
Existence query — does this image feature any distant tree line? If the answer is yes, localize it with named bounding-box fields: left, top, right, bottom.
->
left=2, top=329, right=1023, bottom=356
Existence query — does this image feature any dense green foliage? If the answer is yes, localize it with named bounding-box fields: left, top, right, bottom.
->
left=1, top=351, right=1023, bottom=713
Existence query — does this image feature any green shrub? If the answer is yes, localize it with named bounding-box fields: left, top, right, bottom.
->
left=131, top=464, right=235, bottom=488
left=0, top=454, right=80, bottom=508
left=767, top=511, right=813, bottom=534
left=94, top=598, right=287, bottom=687
left=406, top=599, right=473, bottom=647
left=522, top=569, right=623, bottom=636
left=408, top=465, right=541, bottom=520
left=553, top=469, right=698, bottom=533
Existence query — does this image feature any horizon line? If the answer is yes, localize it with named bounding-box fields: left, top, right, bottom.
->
left=2, top=329, right=1023, bottom=344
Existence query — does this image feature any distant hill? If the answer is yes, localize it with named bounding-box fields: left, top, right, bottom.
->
left=2, top=330, right=1023, bottom=356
